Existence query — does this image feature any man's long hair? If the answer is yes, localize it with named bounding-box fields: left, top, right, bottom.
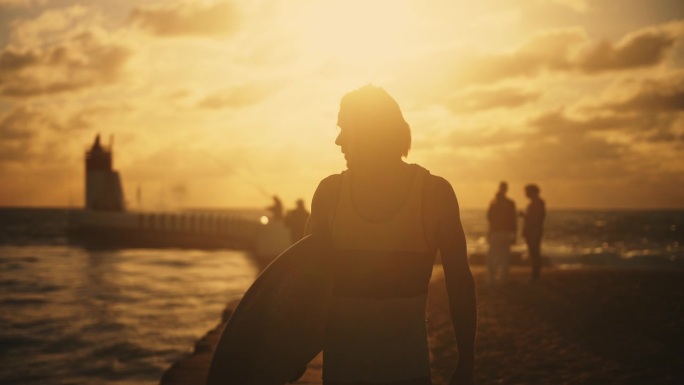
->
left=338, top=85, right=411, bottom=158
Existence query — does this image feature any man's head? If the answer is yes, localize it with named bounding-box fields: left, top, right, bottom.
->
left=496, top=181, right=508, bottom=199
left=498, top=181, right=508, bottom=196
left=525, top=184, right=540, bottom=199
left=336, top=85, right=411, bottom=167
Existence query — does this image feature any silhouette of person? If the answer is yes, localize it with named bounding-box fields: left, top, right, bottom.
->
left=486, top=181, right=517, bottom=285
left=305, top=85, right=476, bottom=385
left=522, top=184, right=546, bottom=280
left=284, top=199, right=310, bottom=243
left=267, top=195, right=283, bottom=221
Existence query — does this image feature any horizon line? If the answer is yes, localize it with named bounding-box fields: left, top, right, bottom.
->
left=1, top=204, right=684, bottom=212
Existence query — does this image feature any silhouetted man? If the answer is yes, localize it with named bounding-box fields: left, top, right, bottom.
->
left=267, top=195, right=283, bottom=221
left=522, top=184, right=546, bottom=279
left=486, top=181, right=517, bottom=284
left=284, top=199, right=310, bottom=243
left=306, top=85, right=476, bottom=385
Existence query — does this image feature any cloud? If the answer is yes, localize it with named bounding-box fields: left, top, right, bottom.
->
left=197, top=83, right=279, bottom=109
left=129, top=2, right=239, bottom=38
left=504, top=112, right=633, bottom=181
left=0, top=7, right=133, bottom=98
left=0, top=106, right=43, bottom=162
left=442, top=98, right=682, bottom=185
left=602, top=72, right=684, bottom=113
left=0, top=0, right=47, bottom=8
left=0, top=103, right=97, bottom=139
left=448, top=86, right=541, bottom=112
left=530, top=110, right=632, bottom=134
left=8, top=5, right=89, bottom=47
left=577, top=28, right=677, bottom=73
left=446, top=127, right=526, bottom=149
left=0, top=48, right=39, bottom=71
left=444, top=22, right=681, bottom=87
left=60, top=103, right=129, bottom=132
left=532, top=108, right=680, bottom=144
left=544, top=0, right=590, bottom=13
left=441, top=119, right=631, bottom=184
left=0, top=33, right=132, bottom=98
left=0, top=106, right=39, bottom=139
left=552, top=71, right=684, bottom=145
left=432, top=96, right=683, bottom=208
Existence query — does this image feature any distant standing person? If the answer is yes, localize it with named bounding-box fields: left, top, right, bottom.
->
left=486, top=181, right=517, bottom=284
left=522, top=184, right=546, bottom=280
left=284, top=199, right=310, bottom=243
left=268, top=195, right=284, bottom=221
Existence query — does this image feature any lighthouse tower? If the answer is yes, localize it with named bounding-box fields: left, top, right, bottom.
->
left=85, top=134, right=125, bottom=211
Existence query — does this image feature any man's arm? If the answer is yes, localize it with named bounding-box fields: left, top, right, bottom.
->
left=512, top=201, right=518, bottom=234
left=304, top=175, right=340, bottom=236
left=429, top=177, right=477, bottom=385
left=511, top=201, right=518, bottom=243
left=286, top=175, right=339, bottom=384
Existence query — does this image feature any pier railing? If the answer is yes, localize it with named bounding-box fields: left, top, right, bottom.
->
left=67, top=209, right=268, bottom=251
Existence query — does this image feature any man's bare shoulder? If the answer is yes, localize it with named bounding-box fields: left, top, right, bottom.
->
left=423, top=173, right=456, bottom=202
left=316, top=173, right=342, bottom=195
left=311, top=173, right=343, bottom=211
left=422, top=172, right=460, bottom=230
left=421, top=172, right=463, bottom=247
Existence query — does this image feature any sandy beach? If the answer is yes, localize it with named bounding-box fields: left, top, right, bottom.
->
left=160, top=265, right=684, bottom=385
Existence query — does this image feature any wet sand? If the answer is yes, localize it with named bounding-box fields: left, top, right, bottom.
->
left=160, top=266, right=684, bottom=385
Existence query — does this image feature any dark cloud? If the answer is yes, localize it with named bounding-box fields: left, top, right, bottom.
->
left=604, top=73, right=684, bottom=113
left=0, top=106, right=39, bottom=140
left=458, top=30, right=581, bottom=84
left=443, top=103, right=681, bottom=185
left=0, top=0, right=44, bottom=8
left=448, top=86, right=541, bottom=112
left=0, top=103, right=107, bottom=167
left=578, top=29, right=676, bottom=73
left=445, top=127, right=526, bottom=148
left=644, top=129, right=683, bottom=143
left=397, top=23, right=681, bottom=111
left=0, top=103, right=104, bottom=142
left=542, top=72, right=684, bottom=146
left=531, top=109, right=679, bottom=144
left=0, top=48, right=39, bottom=71
left=0, top=31, right=132, bottom=98
left=492, top=112, right=632, bottom=182
left=530, top=110, right=633, bottom=134
left=513, top=131, right=628, bottom=181
left=424, top=23, right=680, bottom=90
left=197, top=84, right=277, bottom=109
left=0, top=106, right=41, bottom=162
left=62, top=104, right=125, bottom=131
left=130, top=2, right=239, bottom=38
left=439, top=122, right=630, bottom=184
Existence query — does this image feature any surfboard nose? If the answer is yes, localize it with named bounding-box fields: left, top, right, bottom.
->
left=255, top=220, right=292, bottom=260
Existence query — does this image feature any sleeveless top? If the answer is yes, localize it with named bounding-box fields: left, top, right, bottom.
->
left=323, top=164, right=435, bottom=384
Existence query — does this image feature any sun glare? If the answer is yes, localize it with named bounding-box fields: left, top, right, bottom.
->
left=294, top=0, right=416, bottom=67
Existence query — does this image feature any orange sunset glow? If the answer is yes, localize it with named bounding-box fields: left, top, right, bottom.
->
left=1, top=0, right=683, bottom=209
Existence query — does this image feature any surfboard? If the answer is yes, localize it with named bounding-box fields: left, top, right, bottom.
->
left=206, top=233, right=334, bottom=385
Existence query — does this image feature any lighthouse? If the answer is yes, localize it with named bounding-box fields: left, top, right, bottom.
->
left=85, top=134, right=125, bottom=211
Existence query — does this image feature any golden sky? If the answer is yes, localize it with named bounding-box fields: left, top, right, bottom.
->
left=1, top=0, right=683, bottom=210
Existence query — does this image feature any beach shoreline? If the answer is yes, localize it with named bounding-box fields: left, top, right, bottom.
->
left=160, top=265, right=684, bottom=385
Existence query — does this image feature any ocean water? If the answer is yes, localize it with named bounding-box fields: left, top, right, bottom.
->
left=461, top=209, right=684, bottom=268
left=0, top=208, right=259, bottom=385
left=1, top=207, right=683, bottom=385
